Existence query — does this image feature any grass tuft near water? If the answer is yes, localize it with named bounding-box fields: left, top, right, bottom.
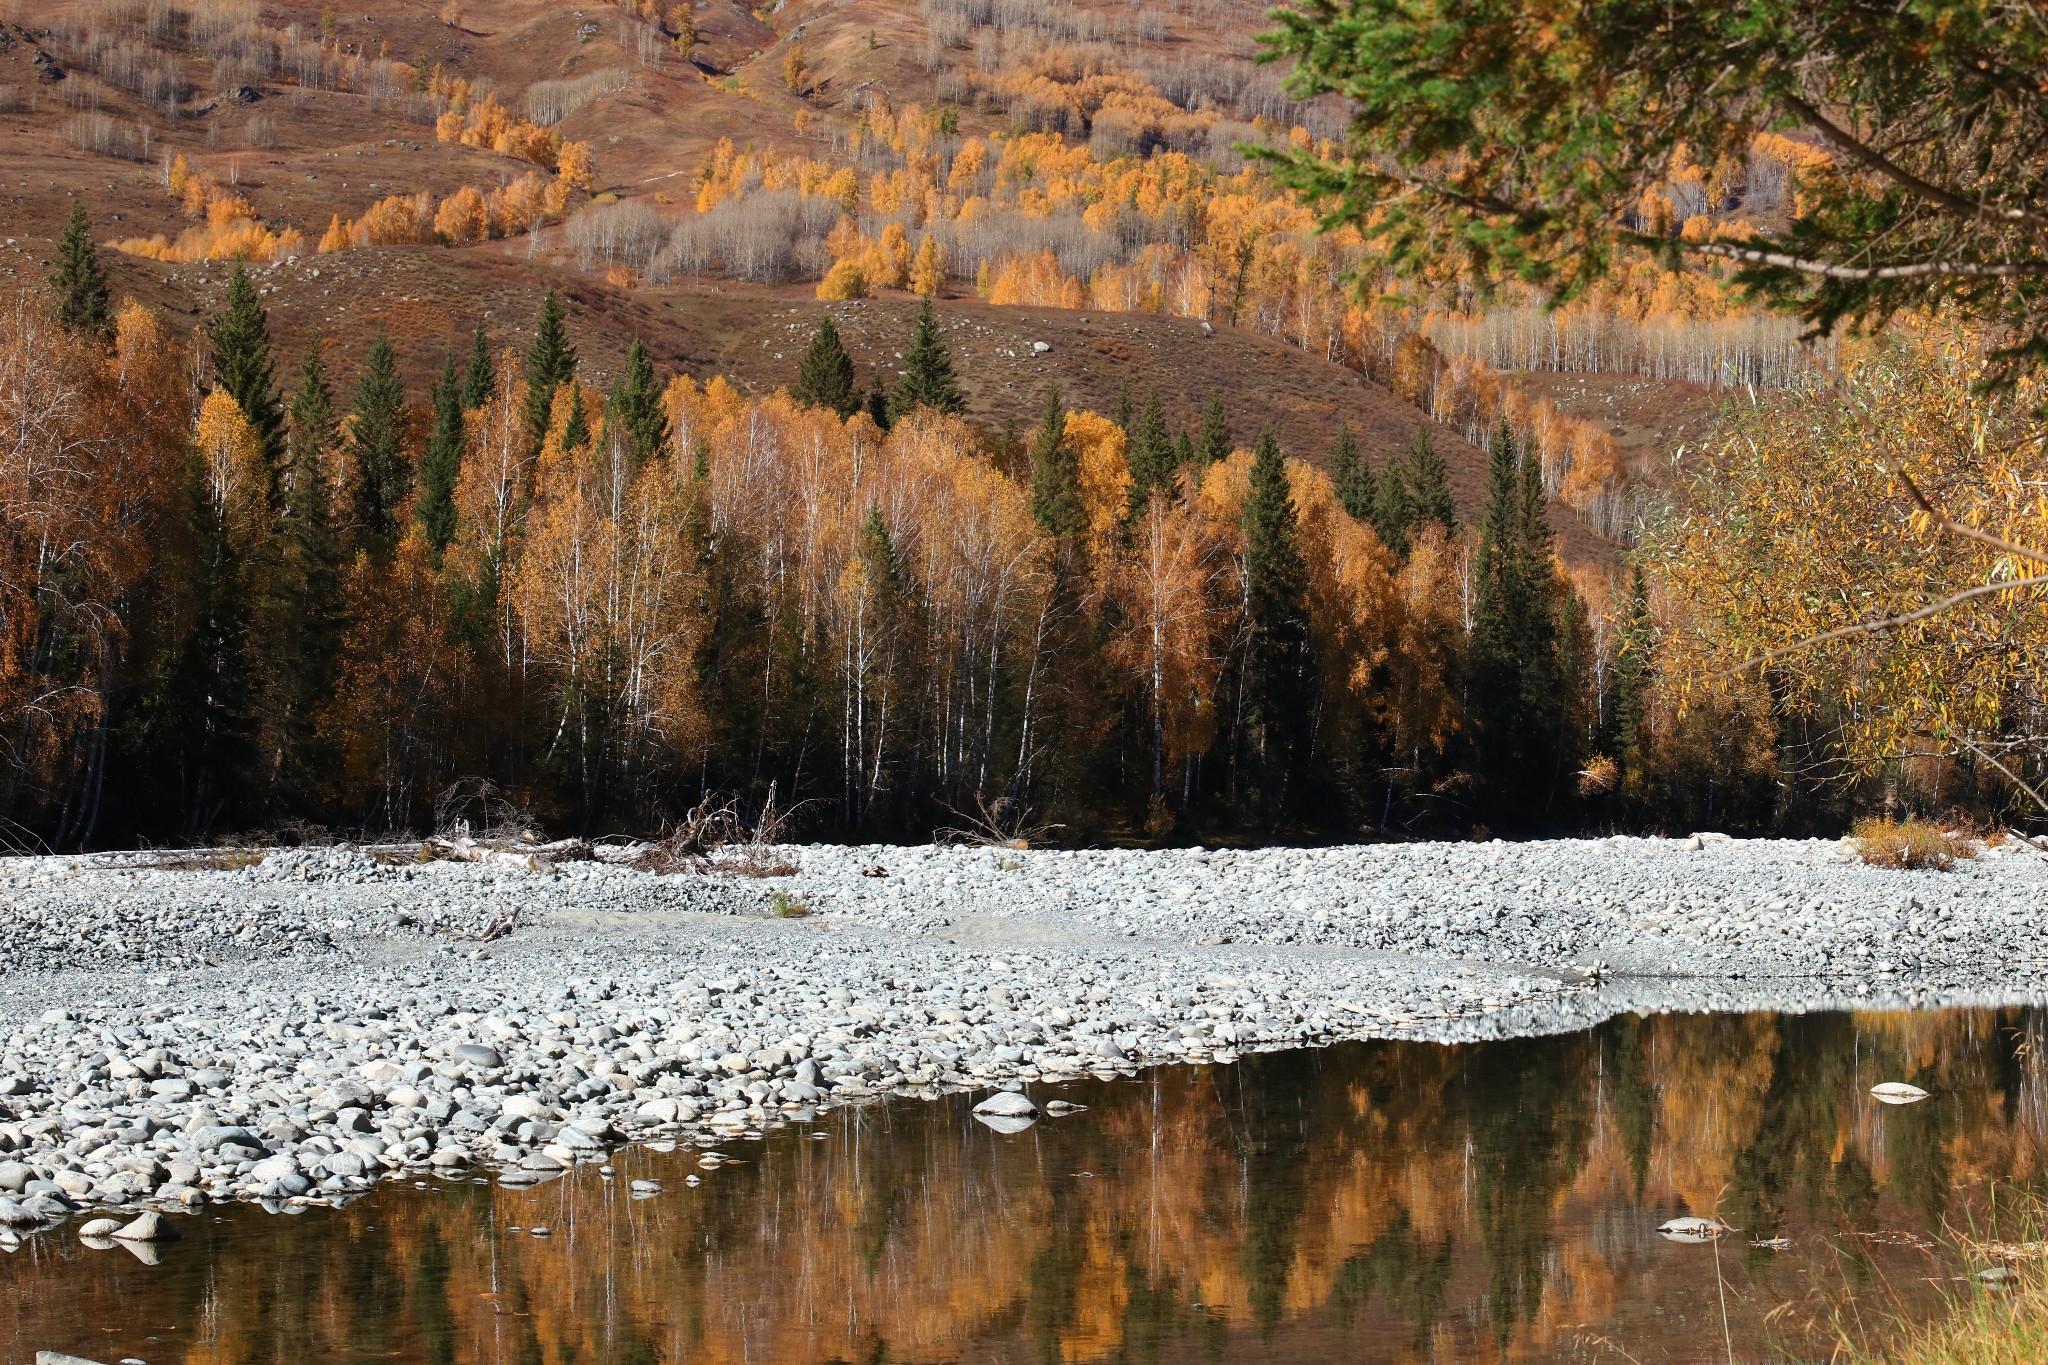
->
left=1853, top=1268, right=2048, bottom=1363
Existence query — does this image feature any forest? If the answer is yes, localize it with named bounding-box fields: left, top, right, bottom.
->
left=5, top=0, right=2044, bottom=847
left=18, top=197, right=2029, bottom=848
left=4, top=209, right=1793, bottom=848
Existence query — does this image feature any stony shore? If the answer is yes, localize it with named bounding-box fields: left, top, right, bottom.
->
left=2, top=834, right=2045, bottom=1240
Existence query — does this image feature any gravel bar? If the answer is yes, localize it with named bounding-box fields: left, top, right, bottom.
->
left=2, top=834, right=2046, bottom=1238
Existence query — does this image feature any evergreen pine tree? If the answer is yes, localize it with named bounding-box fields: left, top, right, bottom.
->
left=857, top=504, right=901, bottom=592
left=561, top=382, right=591, bottom=453
left=890, top=298, right=965, bottom=418
left=1329, top=423, right=1374, bottom=520
left=158, top=454, right=258, bottom=836
left=416, top=353, right=463, bottom=555
left=286, top=333, right=338, bottom=518
left=208, top=264, right=286, bottom=483
left=279, top=332, right=344, bottom=792
left=347, top=328, right=409, bottom=543
left=1240, top=430, right=1312, bottom=813
left=1403, top=426, right=1456, bottom=534
left=49, top=201, right=113, bottom=344
left=865, top=383, right=892, bottom=432
left=1174, top=429, right=1196, bottom=471
left=523, top=290, right=577, bottom=456
left=1607, top=566, right=1653, bottom=758
left=795, top=316, right=859, bottom=417
left=1471, top=419, right=1565, bottom=817
left=462, top=317, right=494, bottom=410
left=1520, top=429, right=1551, bottom=555
left=1372, top=439, right=1415, bottom=557
left=1028, top=387, right=1083, bottom=542
left=1125, top=392, right=1176, bottom=517
left=1194, top=396, right=1231, bottom=469
left=608, top=337, right=669, bottom=466
left=1112, top=380, right=1136, bottom=433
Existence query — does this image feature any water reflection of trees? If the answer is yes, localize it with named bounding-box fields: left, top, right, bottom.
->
left=3, top=1009, right=2044, bottom=1365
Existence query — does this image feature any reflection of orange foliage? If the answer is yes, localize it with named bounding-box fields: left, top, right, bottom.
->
left=2, top=1007, right=2039, bottom=1363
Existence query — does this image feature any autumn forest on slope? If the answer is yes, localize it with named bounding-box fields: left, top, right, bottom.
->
left=0, top=0, right=2024, bottom=845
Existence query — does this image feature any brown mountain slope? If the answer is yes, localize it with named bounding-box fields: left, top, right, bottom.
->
left=69, top=235, right=1612, bottom=562
left=2, top=1, right=1613, bottom=563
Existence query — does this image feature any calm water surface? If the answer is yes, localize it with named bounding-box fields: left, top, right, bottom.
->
left=5, top=1007, right=2046, bottom=1365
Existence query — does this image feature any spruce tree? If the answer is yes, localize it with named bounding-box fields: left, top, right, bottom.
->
left=1607, top=566, right=1653, bottom=758
left=1329, top=423, right=1374, bottom=520
left=865, top=383, right=892, bottom=431
left=890, top=297, right=965, bottom=418
left=858, top=504, right=901, bottom=594
left=1240, top=430, right=1312, bottom=812
left=49, top=201, right=113, bottom=344
left=208, top=264, right=286, bottom=481
left=162, top=457, right=258, bottom=836
left=1371, top=439, right=1415, bottom=557
left=416, top=353, right=463, bottom=555
left=1125, top=392, right=1176, bottom=517
left=1471, top=418, right=1564, bottom=816
left=608, top=337, right=669, bottom=467
left=523, top=290, right=577, bottom=456
left=1403, top=426, right=1456, bottom=534
left=286, top=332, right=338, bottom=518
left=347, top=328, right=409, bottom=543
left=1112, top=380, right=1136, bottom=433
left=1028, top=387, right=1083, bottom=542
left=280, top=333, right=344, bottom=790
left=462, top=317, right=495, bottom=410
left=795, top=316, right=859, bottom=417
left=1174, top=429, right=1196, bottom=472
left=1194, top=396, right=1231, bottom=469
left=561, top=382, right=591, bottom=453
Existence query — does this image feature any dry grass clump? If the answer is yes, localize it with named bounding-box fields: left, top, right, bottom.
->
left=1847, top=1260, right=2048, bottom=1363
left=1852, top=816, right=1977, bottom=871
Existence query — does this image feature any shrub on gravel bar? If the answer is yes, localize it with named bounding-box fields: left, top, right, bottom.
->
left=1852, top=817, right=1975, bottom=871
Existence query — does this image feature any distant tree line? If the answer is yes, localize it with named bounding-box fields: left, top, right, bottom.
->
left=0, top=210, right=1811, bottom=847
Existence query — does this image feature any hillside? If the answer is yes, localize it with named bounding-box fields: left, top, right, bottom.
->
left=0, top=0, right=1652, bottom=567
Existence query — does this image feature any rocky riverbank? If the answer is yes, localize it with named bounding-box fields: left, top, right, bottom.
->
left=2, top=834, right=2045, bottom=1240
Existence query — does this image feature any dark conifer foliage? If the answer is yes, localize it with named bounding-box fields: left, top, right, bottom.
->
left=608, top=338, right=669, bottom=467
left=795, top=317, right=859, bottom=417
left=1329, top=423, right=1373, bottom=521
left=1471, top=418, right=1571, bottom=816
left=1028, top=386, right=1083, bottom=542
left=416, top=353, right=463, bottom=555
left=1403, top=426, right=1457, bottom=535
left=462, top=318, right=495, bottom=411
left=49, top=202, right=112, bottom=344
left=1125, top=393, right=1176, bottom=516
left=347, top=329, right=409, bottom=544
left=158, top=459, right=257, bottom=838
left=208, top=265, right=286, bottom=477
left=523, top=290, right=577, bottom=455
left=891, top=298, right=966, bottom=418
left=277, top=333, right=345, bottom=796
left=1239, top=430, right=1313, bottom=812
left=1607, top=566, right=1654, bottom=762
left=561, top=381, right=591, bottom=454
left=865, top=384, right=892, bottom=431
left=1194, top=396, right=1232, bottom=469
